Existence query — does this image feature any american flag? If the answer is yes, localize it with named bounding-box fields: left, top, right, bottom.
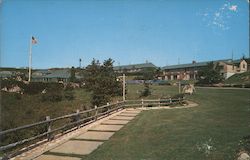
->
left=32, top=36, right=37, bottom=44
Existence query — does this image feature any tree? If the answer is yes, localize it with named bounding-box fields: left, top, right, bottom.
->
left=70, top=66, right=76, bottom=82
left=140, top=82, right=151, bottom=97
left=142, top=68, right=155, bottom=80
left=197, top=62, right=224, bottom=84
left=84, top=58, right=122, bottom=106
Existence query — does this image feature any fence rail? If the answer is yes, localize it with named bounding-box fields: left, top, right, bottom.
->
left=0, top=98, right=184, bottom=155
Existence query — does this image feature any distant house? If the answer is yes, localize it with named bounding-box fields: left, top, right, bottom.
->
left=113, top=62, right=157, bottom=74
left=244, top=58, right=250, bottom=71
left=218, top=59, right=248, bottom=78
left=32, top=69, right=71, bottom=82
left=161, top=59, right=248, bottom=80
left=0, top=71, right=13, bottom=79
left=31, top=69, right=85, bottom=82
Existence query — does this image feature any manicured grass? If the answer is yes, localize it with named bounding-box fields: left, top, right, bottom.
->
left=2, top=84, right=249, bottom=159
left=83, top=86, right=250, bottom=160
left=126, top=84, right=179, bottom=99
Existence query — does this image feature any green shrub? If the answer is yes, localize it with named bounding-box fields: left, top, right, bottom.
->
left=171, top=93, right=185, bottom=99
left=64, top=91, right=75, bottom=101
left=42, top=92, right=63, bottom=102
left=14, top=93, right=22, bottom=100
left=24, top=82, right=47, bottom=94
left=140, top=83, right=151, bottom=97
left=158, top=81, right=171, bottom=85
left=0, top=79, right=26, bottom=89
left=41, top=83, right=64, bottom=102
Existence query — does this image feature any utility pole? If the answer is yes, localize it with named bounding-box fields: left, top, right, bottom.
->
left=28, top=36, right=37, bottom=82
left=231, top=50, right=234, bottom=60
left=179, top=81, right=181, bottom=93
left=79, top=58, right=82, bottom=68
left=123, top=74, right=126, bottom=101
left=28, top=37, right=32, bottom=82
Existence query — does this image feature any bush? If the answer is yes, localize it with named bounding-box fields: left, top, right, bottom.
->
left=0, top=79, right=26, bottom=89
left=140, top=83, right=151, bottom=97
left=41, top=83, right=64, bottom=102
left=14, top=93, right=22, bottom=100
left=24, top=82, right=47, bottom=94
left=158, top=81, right=171, bottom=85
left=171, top=93, right=185, bottom=99
left=42, top=92, right=63, bottom=102
left=64, top=91, right=75, bottom=101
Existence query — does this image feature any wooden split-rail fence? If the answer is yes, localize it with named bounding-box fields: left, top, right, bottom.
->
left=0, top=98, right=184, bottom=158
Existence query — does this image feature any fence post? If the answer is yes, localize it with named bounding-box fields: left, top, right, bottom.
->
left=158, top=98, right=160, bottom=107
left=95, top=105, right=98, bottom=121
left=46, top=116, right=52, bottom=141
left=117, top=100, right=121, bottom=110
left=76, top=109, right=80, bottom=129
left=107, top=102, right=110, bottom=115
left=170, top=98, right=172, bottom=104
left=178, top=97, right=181, bottom=104
left=141, top=99, right=144, bottom=108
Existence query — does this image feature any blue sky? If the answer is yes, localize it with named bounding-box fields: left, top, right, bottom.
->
left=0, top=0, right=249, bottom=69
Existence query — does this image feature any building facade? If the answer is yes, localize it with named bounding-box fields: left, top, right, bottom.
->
left=113, top=62, right=157, bottom=74
left=162, top=59, right=248, bottom=80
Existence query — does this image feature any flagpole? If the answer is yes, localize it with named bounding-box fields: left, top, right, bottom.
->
left=28, top=36, right=32, bottom=82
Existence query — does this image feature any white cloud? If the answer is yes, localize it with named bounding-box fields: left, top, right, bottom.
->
left=198, top=1, right=238, bottom=31
left=229, top=5, right=237, bottom=12
left=215, top=12, right=220, bottom=17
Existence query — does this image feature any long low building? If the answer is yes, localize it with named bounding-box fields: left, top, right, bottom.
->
left=162, top=59, right=248, bottom=80
left=113, top=62, right=157, bottom=73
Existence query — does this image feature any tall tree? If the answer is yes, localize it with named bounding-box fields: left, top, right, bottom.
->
left=197, top=62, right=224, bottom=84
left=142, top=68, right=155, bottom=80
left=70, top=66, right=76, bottom=82
left=84, top=58, right=122, bottom=106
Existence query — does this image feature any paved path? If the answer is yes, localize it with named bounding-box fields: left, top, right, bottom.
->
left=33, top=109, right=141, bottom=160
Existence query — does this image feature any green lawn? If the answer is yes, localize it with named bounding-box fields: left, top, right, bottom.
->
left=1, top=85, right=250, bottom=159
left=83, top=86, right=250, bottom=160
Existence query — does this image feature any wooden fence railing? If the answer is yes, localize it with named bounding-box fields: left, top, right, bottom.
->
left=0, top=98, right=183, bottom=156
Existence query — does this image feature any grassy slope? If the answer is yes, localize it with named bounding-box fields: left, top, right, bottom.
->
left=0, top=89, right=92, bottom=130
left=83, top=86, right=250, bottom=160
left=225, top=71, right=250, bottom=84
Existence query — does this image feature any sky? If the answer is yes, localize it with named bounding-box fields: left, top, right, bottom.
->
left=0, top=0, right=249, bottom=69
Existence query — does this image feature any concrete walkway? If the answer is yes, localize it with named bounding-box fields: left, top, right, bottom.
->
left=33, top=109, right=141, bottom=160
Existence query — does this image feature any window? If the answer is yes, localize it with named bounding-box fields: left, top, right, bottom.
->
left=243, top=64, right=246, bottom=68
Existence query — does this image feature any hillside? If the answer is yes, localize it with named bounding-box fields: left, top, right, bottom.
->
left=225, top=71, right=250, bottom=84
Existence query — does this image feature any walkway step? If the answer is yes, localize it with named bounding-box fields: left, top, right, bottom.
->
left=29, top=109, right=141, bottom=160
left=34, top=155, right=81, bottom=160
left=49, top=140, right=103, bottom=155
left=118, top=113, right=138, bottom=117
left=75, top=131, right=114, bottom=141
left=122, top=110, right=141, bottom=114
left=102, top=119, right=129, bottom=125
left=89, top=124, right=124, bottom=132
left=111, top=116, right=135, bottom=120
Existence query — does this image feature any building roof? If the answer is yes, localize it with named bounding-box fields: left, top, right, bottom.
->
left=162, top=59, right=231, bottom=70
left=113, top=62, right=157, bottom=70
left=32, top=69, right=70, bottom=79
left=0, top=71, right=13, bottom=78
left=44, top=69, right=70, bottom=78
left=32, top=70, right=51, bottom=77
